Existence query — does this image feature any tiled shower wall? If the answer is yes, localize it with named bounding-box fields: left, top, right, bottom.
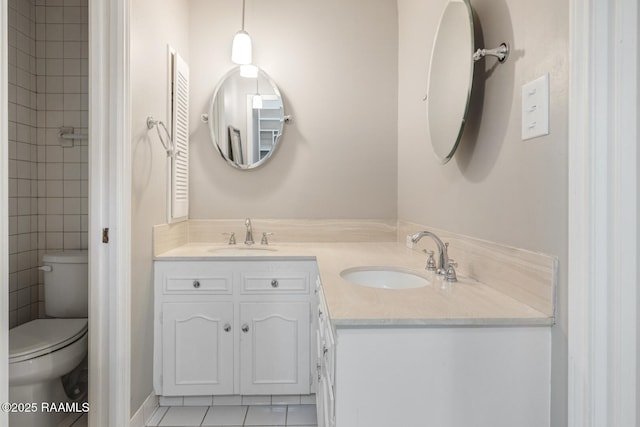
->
left=7, top=0, right=88, bottom=328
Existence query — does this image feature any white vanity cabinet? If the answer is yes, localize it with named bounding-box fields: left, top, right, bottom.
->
left=315, top=279, right=336, bottom=427
left=239, top=301, right=310, bottom=394
left=154, top=260, right=317, bottom=397
left=314, top=277, right=552, bottom=427
left=162, top=301, right=234, bottom=395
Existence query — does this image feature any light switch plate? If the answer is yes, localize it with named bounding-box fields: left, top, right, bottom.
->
left=521, top=73, right=550, bottom=140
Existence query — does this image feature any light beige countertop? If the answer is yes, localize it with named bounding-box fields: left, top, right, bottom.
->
left=155, top=242, right=553, bottom=327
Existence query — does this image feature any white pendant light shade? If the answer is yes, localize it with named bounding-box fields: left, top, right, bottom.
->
left=232, top=30, right=252, bottom=65
left=240, top=64, right=258, bottom=78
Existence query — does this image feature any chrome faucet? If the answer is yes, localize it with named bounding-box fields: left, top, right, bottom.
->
left=244, top=218, right=254, bottom=245
left=411, top=231, right=449, bottom=275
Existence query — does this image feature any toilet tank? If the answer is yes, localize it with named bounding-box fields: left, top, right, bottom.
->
left=42, top=250, right=88, bottom=318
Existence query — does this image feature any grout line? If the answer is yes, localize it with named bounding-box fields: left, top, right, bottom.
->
left=199, top=406, right=210, bottom=427
left=242, top=404, right=249, bottom=427
left=143, top=403, right=317, bottom=427
left=156, top=406, right=168, bottom=426
left=284, top=404, right=288, bottom=427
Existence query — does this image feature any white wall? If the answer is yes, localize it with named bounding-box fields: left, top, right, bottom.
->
left=130, top=0, right=189, bottom=414
left=187, top=0, right=398, bottom=219
left=396, top=0, right=568, bottom=425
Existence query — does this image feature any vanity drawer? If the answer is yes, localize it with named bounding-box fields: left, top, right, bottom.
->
left=156, top=261, right=234, bottom=295
left=165, top=276, right=231, bottom=293
left=241, top=273, right=310, bottom=294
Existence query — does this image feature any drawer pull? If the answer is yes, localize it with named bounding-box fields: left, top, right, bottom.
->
left=242, top=324, right=250, bottom=333
left=271, top=279, right=279, bottom=288
left=223, top=323, right=231, bottom=332
left=192, top=280, right=201, bottom=288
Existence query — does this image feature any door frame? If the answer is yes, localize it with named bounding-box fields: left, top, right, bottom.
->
left=0, top=0, right=636, bottom=425
left=88, top=0, right=131, bottom=425
left=568, top=0, right=638, bottom=425
left=0, top=0, right=132, bottom=424
left=0, top=0, right=9, bottom=423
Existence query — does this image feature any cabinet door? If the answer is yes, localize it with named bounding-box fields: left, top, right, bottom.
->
left=162, top=302, right=234, bottom=395
left=239, top=302, right=310, bottom=394
left=317, top=368, right=335, bottom=427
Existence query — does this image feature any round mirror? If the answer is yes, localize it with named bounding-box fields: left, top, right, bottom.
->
left=427, top=0, right=474, bottom=164
left=208, top=67, right=285, bottom=169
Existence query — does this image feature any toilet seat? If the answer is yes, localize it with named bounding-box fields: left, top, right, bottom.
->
left=9, top=318, right=88, bottom=364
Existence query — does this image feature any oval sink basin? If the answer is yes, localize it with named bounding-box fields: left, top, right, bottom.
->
left=340, top=266, right=430, bottom=289
left=208, top=246, right=277, bottom=255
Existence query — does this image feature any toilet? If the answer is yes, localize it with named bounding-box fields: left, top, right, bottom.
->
left=9, top=250, right=89, bottom=427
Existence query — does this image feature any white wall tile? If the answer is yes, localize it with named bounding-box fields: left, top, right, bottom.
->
left=45, top=7, right=64, bottom=24
left=46, top=214, right=63, bottom=232
left=8, top=1, right=89, bottom=327
left=63, top=232, right=80, bottom=249
left=63, top=164, right=80, bottom=180
left=183, top=396, right=213, bottom=406
left=63, top=214, right=80, bottom=232
left=158, top=396, right=183, bottom=407
left=45, top=163, right=63, bottom=180
left=212, top=396, right=242, bottom=406
left=46, top=23, right=64, bottom=41
left=45, top=232, right=63, bottom=249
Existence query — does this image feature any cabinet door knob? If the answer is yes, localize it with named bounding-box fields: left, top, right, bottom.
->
left=223, top=323, right=231, bottom=332
left=242, top=324, right=249, bottom=333
left=192, top=280, right=201, bottom=288
left=271, top=279, right=279, bottom=288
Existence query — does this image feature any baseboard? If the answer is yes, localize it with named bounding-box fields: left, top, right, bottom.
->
left=130, top=392, right=158, bottom=427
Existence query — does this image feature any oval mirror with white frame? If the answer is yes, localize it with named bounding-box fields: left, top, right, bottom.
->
left=427, top=0, right=509, bottom=164
left=208, top=67, right=285, bottom=169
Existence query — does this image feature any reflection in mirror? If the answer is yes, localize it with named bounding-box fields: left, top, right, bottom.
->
left=427, top=0, right=474, bottom=164
left=209, top=67, right=285, bottom=169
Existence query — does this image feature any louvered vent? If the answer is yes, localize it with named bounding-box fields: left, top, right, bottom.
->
left=171, top=52, right=189, bottom=220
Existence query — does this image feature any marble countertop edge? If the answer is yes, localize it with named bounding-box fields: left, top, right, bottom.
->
left=331, top=316, right=554, bottom=328
left=154, top=242, right=554, bottom=328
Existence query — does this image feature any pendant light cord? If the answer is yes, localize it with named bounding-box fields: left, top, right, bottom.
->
left=241, top=0, right=246, bottom=30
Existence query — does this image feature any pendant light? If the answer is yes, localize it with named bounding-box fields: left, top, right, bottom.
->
left=231, top=0, right=252, bottom=65
left=252, top=77, right=263, bottom=109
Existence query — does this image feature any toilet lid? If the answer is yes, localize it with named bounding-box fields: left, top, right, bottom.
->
left=9, top=318, right=88, bottom=363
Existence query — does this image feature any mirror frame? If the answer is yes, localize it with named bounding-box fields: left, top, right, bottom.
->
left=426, top=0, right=475, bottom=164
left=208, top=66, right=285, bottom=170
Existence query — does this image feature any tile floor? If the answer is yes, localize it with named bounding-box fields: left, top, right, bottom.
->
left=147, top=404, right=317, bottom=427
left=57, top=412, right=87, bottom=426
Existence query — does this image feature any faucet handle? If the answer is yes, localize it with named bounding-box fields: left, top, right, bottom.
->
left=222, top=232, right=236, bottom=245
left=422, top=249, right=437, bottom=271
left=445, top=259, right=458, bottom=282
left=261, top=232, right=274, bottom=245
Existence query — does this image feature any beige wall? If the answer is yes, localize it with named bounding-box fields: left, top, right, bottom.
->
left=130, top=0, right=189, bottom=414
left=129, top=0, right=570, bottom=420
left=129, top=0, right=397, bottom=414
left=397, top=0, right=568, bottom=425
left=187, top=0, right=398, bottom=219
